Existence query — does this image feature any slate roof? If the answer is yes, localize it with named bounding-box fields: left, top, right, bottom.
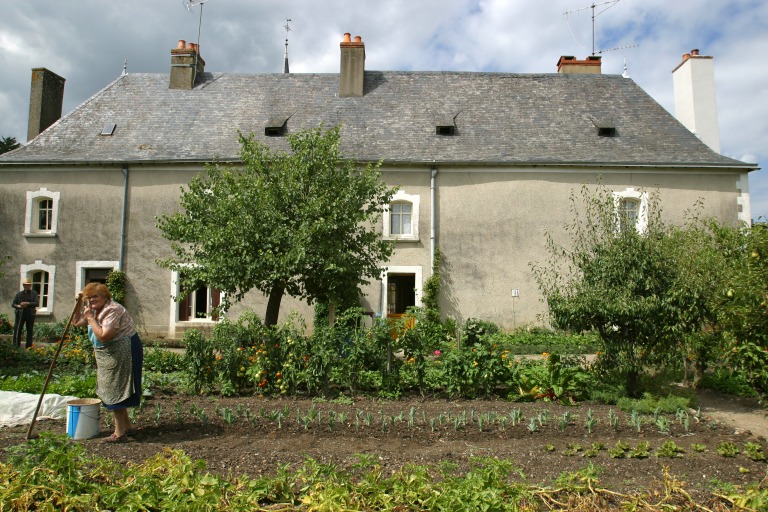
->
left=0, top=70, right=753, bottom=169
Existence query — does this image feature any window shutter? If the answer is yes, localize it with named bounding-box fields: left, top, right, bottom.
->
left=211, top=289, right=221, bottom=321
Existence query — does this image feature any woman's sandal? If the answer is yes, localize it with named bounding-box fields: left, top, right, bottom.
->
left=102, top=432, right=128, bottom=443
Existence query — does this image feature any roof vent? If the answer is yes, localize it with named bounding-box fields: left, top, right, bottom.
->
left=265, top=117, right=288, bottom=136
left=435, top=116, right=457, bottom=136
left=590, top=117, right=617, bottom=137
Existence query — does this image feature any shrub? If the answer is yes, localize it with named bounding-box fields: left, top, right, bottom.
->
left=462, top=318, right=500, bottom=345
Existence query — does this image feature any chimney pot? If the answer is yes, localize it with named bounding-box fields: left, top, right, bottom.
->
left=556, top=55, right=601, bottom=74
left=187, top=42, right=194, bottom=49
left=177, top=39, right=186, bottom=49
left=340, top=32, right=365, bottom=97
left=691, top=48, right=700, bottom=56
left=683, top=53, right=690, bottom=61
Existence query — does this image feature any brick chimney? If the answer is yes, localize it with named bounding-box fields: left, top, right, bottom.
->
left=672, top=48, right=720, bottom=153
left=169, top=40, right=205, bottom=90
left=340, top=33, right=365, bottom=97
left=27, top=68, right=66, bottom=141
left=556, top=55, right=602, bottom=74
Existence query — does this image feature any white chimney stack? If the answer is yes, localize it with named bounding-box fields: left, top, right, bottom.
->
left=672, top=49, right=721, bottom=153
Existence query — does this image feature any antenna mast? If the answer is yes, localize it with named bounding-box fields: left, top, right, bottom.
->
left=564, top=0, right=622, bottom=56
left=283, top=18, right=291, bottom=73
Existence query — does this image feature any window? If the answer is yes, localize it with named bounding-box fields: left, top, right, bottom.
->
left=618, top=198, right=640, bottom=232
left=383, top=191, right=420, bottom=241
left=24, top=188, right=60, bottom=237
left=76, top=261, right=119, bottom=292
left=613, top=188, right=648, bottom=233
left=390, top=203, right=412, bottom=236
left=170, top=270, right=222, bottom=322
left=20, top=260, right=56, bottom=315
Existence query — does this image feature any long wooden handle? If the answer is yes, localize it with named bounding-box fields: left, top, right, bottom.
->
left=26, top=298, right=82, bottom=440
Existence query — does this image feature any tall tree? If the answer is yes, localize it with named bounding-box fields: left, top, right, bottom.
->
left=0, top=136, right=20, bottom=155
left=531, top=185, right=681, bottom=396
left=157, top=125, right=396, bottom=326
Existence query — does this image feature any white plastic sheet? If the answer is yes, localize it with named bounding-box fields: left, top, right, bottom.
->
left=0, top=391, right=80, bottom=428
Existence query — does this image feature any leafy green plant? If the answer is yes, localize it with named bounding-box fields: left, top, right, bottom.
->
left=717, top=441, right=741, bottom=458
left=656, top=440, right=685, bottom=458
left=105, top=269, right=126, bottom=304
left=742, top=442, right=766, bottom=462
left=628, top=442, right=651, bottom=459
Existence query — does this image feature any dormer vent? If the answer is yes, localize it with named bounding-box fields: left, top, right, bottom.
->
left=265, top=117, right=288, bottom=137
left=435, top=116, right=456, bottom=136
left=591, top=117, right=617, bottom=137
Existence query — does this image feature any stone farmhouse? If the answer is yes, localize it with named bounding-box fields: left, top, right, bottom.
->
left=0, top=35, right=756, bottom=338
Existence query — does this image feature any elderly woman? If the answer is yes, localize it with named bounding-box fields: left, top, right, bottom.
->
left=73, top=283, right=143, bottom=443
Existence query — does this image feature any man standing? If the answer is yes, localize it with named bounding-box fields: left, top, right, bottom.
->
left=12, top=278, right=39, bottom=349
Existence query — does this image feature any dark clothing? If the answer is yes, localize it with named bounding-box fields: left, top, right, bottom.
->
left=12, top=288, right=39, bottom=349
left=101, top=333, right=144, bottom=410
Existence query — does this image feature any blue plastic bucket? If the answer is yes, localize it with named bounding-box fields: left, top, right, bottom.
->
left=66, top=399, right=101, bottom=439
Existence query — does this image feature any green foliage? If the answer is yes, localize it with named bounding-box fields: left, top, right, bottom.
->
left=181, top=329, right=217, bottom=394
left=5, top=438, right=736, bottom=511
left=0, top=370, right=96, bottom=397
left=462, top=317, right=500, bottom=345
left=422, top=247, right=442, bottom=325
left=105, top=269, right=127, bottom=304
left=33, top=319, right=67, bottom=343
left=715, top=222, right=768, bottom=405
left=157, top=124, right=397, bottom=326
left=0, top=313, right=12, bottom=334
left=0, top=136, right=20, bottom=155
left=616, top=393, right=690, bottom=414
left=143, top=348, right=184, bottom=373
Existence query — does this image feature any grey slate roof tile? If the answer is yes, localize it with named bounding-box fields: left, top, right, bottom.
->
left=0, top=70, right=751, bottom=169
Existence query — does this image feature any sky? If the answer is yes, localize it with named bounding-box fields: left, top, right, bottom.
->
left=1, top=0, right=766, bottom=221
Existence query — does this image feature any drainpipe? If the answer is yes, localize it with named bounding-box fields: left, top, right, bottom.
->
left=430, top=165, right=438, bottom=270
left=119, top=165, right=129, bottom=271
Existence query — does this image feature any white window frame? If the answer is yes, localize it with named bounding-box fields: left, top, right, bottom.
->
left=75, top=261, right=120, bottom=292
left=20, top=260, right=56, bottom=316
left=383, top=191, right=420, bottom=242
left=24, top=188, right=60, bottom=237
left=379, top=265, right=423, bottom=317
left=613, top=188, right=648, bottom=233
left=168, top=269, right=226, bottom=332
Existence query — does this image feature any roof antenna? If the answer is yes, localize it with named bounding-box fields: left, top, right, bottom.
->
left=183, top=0, right=212, bottom=77
left=564, top=1, right=635, bottom=56
left=283, top=18, right=291, bottom=73
left=121, top=59, right=127, bottom=76
left=622, top=58, right=630, bottom=78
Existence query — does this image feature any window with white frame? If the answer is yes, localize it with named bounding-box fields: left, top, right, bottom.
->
left=24, top=188, right=60, bottom=237
left=20, top=260, right=56, bottom=315
left=613, top=188, right=648, bottom=233
left=170, top=270, right=222, bottom=322
left=383, top=191, right=419, bottom=241
left=76, top=261, right=119, bottom=292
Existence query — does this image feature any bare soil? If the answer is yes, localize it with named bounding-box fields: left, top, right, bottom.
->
left=2, top=390, right=766, bottom=503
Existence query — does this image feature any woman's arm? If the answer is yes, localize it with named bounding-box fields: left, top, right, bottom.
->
left=71, top=293, right=88, bottom=328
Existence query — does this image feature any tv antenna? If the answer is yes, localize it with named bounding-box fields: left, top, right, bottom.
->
left=183, top=0, right=211, bottom=52
left=564, top=0, right=635, bottom=56
left=283, top=18, right=292, bottom=73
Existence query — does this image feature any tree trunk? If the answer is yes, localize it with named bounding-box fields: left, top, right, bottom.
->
left=264, top=284, right=285, bottom=326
